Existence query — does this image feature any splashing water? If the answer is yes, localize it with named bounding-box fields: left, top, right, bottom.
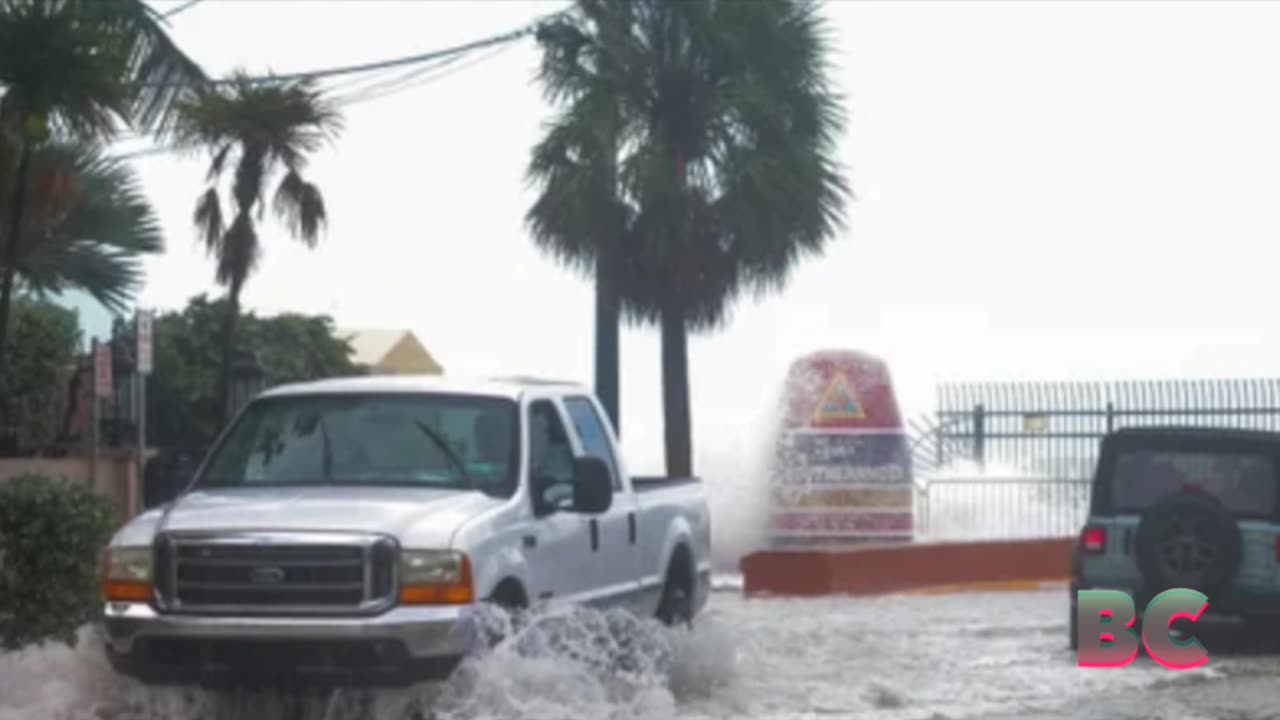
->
left=6, top=588, right=1268, bottom=720
left=698, top=413, right=777, bottom=573
left=914, top=461, right=1089, bottom=543
left=0, top=603, right=741, bottom=720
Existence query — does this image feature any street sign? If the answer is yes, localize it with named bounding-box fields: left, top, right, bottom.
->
left=94, top=340, right=113, bottom=398
left=136, top=310, right=153, bottom=375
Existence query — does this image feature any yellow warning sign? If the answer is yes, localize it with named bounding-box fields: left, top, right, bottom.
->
left=813, top=372, right=866, bottom=423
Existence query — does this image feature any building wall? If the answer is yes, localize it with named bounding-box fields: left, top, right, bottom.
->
left=380, top=334, right=444, bottom=374
left=0, top=452, right=141, bottom=519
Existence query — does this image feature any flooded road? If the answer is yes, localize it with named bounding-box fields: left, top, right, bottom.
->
left=3, top=586, right=1276, bottom=720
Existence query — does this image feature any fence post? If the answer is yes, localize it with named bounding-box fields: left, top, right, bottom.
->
left=973, top=403, right=986, bottom=472
left=916, top=484, right=928, bottom=541
left=934, top=418, right=944, bottom=469
left=1105, top=402, right=1115, bottom=434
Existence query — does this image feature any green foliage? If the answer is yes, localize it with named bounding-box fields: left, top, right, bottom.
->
left=0, top=298, right=78, bottom=444
left=171, top=74, right=343, bottom=424
left=0, top=0, right=207, bottom=141
left=115, top=295, right=356, bottom=448
left=529, top=0, right=849, bottom=475
left=0, top=474, right=119, bottom=651
left=529, top=0, right=849, bottom=331
left=173, top=74, right=343, bottom=292
left=0, top=141, right=165, bottom=313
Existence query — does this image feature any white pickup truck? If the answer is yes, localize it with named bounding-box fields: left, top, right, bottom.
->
left=98, top=375, right=712, bottom=685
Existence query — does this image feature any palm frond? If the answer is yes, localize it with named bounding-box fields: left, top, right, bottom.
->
left=173, top=72, right=342, bottom=294
left=273, top=169, right=327, bottom=246
left=0, top=0, right=207, bottom=144
left=216, top=212, right=257, bottom=291
left=193, top=186, right=223, bottom=252
left=4, top=140, right=164, bottom=314
left=65, top=0, right=209, bottom=133
left=577, top=0, right=849, bottom=329
left=0, top=1, right=129, bottom=143
left=526, top=106, right=618, bottom=277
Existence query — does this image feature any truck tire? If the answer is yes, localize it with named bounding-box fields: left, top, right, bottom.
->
left=656, top=549, right=694, bottom=628
left=1134, top=493, right=1242, bottom=598
left=479, top=580, right=528, bottom=648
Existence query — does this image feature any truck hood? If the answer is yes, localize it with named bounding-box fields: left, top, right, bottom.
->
left=155, top=486, right=503, bottom=547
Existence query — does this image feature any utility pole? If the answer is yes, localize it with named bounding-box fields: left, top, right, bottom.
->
left=91, top=338, right=112, bottom=488
left=135, top=310, right=153, bottom=517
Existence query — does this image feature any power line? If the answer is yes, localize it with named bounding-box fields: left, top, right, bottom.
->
left=330, top=51, right=473, bottom=106
left=324, top=52, right=471, bottom=104
left=334, top=42, right=517, bottom=108
left=110, top=16, right=535, bottom=161
left=189, top=6, right=570, bottom=87
left=111, top=42, right=515, bottom=160
left=160, top=0, right=204, bottom=19
left=109, top=4, right=574, bottom=160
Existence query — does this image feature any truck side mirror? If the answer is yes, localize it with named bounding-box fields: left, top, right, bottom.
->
left=571, top=456, right=613, bottom=514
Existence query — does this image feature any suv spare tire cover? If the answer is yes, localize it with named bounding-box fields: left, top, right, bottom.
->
left=1134, top=493, right=1243, bottom=597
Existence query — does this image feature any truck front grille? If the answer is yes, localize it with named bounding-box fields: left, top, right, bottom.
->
left=156, top=532, right=397, bottom=615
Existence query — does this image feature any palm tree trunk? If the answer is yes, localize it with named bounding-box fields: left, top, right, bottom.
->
left=216, top=287, right=241, bottom=429
left=0, top=139, right=33, bottom=432
left=595, top=248, right=621, bottom=436
left=660, top=299, right=692, bottom=477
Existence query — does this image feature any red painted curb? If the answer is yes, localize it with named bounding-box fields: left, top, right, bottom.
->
left=740, top=538, right=1074, bottom=597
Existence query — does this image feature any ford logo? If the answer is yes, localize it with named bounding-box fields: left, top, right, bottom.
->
left=248, top=566, right=286, bottom=585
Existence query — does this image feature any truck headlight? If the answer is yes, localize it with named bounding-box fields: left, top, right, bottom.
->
left=99, top=546, right=153, bottom=602
left=399, top=549, right=473, bottom=605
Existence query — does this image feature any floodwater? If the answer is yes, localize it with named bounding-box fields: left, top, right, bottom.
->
left=4, top=401, right=1276, bottom=719
left=4, top=586, right=1279, bottom=720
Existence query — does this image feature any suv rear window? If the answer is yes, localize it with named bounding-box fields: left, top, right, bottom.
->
left=1111, top=450, right=1277, bottom=515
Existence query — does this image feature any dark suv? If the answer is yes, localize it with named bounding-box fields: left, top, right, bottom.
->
left=1070, top=427, right=1280, bottom=648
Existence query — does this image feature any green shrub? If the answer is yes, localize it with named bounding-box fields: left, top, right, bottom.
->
left=0, top=474, right=119, bottom=651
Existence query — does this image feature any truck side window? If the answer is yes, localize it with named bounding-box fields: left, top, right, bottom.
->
left=564, top=397, right=622, bottom=490
left=528, top=401, right=575, bottom=510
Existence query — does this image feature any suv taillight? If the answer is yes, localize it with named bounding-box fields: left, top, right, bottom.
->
left=1080, top=526, right=1107, bottom=554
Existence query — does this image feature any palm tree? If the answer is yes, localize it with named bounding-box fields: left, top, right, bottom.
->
left=171, top=74, right=343, bottom=426
left=0, top=0, right=206, bottom=390
left=528, top=4, right=634, bottom=435
left=529, top=0, right=849, bottom=477
left=0, top=141, right=163, bottom=312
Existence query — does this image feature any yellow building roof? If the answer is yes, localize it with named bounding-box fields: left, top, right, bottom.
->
left=337, top=328, right=443, bottom=375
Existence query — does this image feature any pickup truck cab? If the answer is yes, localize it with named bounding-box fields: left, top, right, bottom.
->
left=1071, top=426, right=1280, bottom=649
left=99, top=375, right=712, bottom=686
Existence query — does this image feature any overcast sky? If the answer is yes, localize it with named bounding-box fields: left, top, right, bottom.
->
left=69, top=0, right=1280, bottom=474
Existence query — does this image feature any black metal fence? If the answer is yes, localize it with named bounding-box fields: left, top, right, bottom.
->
left=909, top=378, right=1280, bottom=540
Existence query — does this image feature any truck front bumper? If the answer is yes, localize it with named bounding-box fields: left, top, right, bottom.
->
left=100, top=601, right=480, bottom=687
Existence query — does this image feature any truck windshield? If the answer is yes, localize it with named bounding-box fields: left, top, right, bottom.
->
left=1111, top=449, right=1277, bottom=516
left=196, top=393, right=519, bottom=495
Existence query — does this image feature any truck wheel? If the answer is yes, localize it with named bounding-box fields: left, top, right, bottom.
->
left=1134, top=493, right=1242, bottom=598
left=480, top=581, right=528, bottom=648
left=656, top=571, right=693, bottom=628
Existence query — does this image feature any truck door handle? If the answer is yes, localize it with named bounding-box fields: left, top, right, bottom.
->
left=589, top=519, right=599, bottom=552
left=523, top=534, right=537, bottom=549
left=628, top=513, right=636, bottom=545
